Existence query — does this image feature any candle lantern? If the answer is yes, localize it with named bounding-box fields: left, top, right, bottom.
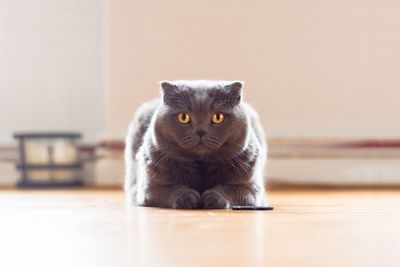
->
left=14, top=132, right=84, bottom=187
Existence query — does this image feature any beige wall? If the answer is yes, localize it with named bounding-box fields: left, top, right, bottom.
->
left=108, top=0, right=400, bottom=138
left=0, top=0, right=106, bottom=143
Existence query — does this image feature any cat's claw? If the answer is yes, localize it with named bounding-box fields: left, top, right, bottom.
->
left=202, top=190, right=230, bottom=209
left=173, top=190, right=201, bottom=209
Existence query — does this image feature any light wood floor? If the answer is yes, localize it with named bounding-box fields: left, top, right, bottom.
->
left=0, top=188, right=399, bottom=267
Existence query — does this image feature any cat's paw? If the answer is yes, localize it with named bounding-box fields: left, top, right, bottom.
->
left=202, top=190, right=230, bottom=209
left=173, top=190, right=201, bottom=209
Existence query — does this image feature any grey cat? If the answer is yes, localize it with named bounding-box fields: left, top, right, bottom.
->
left=124, top=80, right=267, bottom=209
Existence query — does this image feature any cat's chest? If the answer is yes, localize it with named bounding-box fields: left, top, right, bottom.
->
left=186, top=160, right=234, bottom=190
left=157, top=159, right=221, bottom=190
left=154, top=155, right=254, bottom=191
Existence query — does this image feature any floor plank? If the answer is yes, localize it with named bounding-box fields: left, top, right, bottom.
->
left=0, top=189, right=399, bottom=267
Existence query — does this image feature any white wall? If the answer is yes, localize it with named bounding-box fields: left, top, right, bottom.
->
left=2, top=0, right=400, bottom=144
left=108, top=0, right=400, bottom=139
left=0, top=0, right=106, bottom=143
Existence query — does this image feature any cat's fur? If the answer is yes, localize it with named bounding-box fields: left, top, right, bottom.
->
left=124, top=80, right=267, bottom=209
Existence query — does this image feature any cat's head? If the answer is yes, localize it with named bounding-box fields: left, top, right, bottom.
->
left=154, top=80, right=249, bottom=159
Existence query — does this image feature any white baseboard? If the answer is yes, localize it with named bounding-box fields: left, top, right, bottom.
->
left=2, top=135, right=400, bottom=187
left=0, top=162, right=18, bottom=186
left=268, top=158, right=400, bottom=186
left=94, top=158, right=124, bottom=187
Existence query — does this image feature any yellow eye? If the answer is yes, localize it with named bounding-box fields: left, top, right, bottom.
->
left=212, top=113, right=225, bottom=124
left=177, top=113, right=191, bottom=124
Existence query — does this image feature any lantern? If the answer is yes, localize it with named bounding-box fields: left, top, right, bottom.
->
left=14, top=132, right=84, bottom=187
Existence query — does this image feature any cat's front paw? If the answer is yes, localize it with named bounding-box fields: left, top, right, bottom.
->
left=173, top=190, right=201, bottom=209
left=202, top=190, right=230, bottom=209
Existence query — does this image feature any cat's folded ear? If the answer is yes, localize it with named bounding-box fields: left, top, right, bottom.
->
left=160, top=81, right=180, bottom=105
left=160, top=81, right=176, bottom=92
left=222, top=81, right=244, bottom=106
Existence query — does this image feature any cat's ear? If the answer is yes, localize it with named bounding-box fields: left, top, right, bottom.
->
left=160, top=81, right=179, bottom=105
left=223, top=81, right=243, bottom=106
left=160, top=81, right=176, bottom=92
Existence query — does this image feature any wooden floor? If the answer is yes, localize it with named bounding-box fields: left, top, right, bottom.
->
left=0, top=189, right=399, bottom=267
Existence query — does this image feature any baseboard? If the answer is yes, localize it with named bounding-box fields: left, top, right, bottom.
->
left=268, top=158, right=400, bottom=186
left=2, top=135, right=400, bottom=187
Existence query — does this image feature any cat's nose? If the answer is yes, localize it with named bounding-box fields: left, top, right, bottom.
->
left=196, top=129, right=207, bottom=137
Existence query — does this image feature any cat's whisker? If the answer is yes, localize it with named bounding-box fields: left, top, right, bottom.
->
left=146, top=145, right=184, bottom=180
left=222, top=144, right=252, bottom=177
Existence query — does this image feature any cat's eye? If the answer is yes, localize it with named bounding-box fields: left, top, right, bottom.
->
left=177, top=113, right=191, bottom=124
left=212, top=113, right=225, bottom=124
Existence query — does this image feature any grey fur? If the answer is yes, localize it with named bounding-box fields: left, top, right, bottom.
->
left=124, top=80, right=267, bottom=209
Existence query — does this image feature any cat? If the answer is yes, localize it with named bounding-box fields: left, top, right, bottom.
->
left=124, top=80, right=267, bottom=209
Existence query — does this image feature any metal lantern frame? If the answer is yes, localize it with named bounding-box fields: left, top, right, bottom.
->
left=14, top=132, right=84, bottom=188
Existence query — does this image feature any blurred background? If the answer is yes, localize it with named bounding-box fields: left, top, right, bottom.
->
left=1, top=0, right=400, bottom=188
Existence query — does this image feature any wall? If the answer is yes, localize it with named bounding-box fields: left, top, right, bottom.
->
left=108, top=0, right=400, bottom=138
left=0, top=0, right=106, bottom=143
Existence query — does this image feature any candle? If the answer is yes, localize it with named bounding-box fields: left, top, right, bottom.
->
left=25, top=141, right=49, bottom=164
left=53, top=139, right=78, bottom=164
left=25, top=140, right=51, bottom=181
left=52, top=139, right=78, bottom=181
